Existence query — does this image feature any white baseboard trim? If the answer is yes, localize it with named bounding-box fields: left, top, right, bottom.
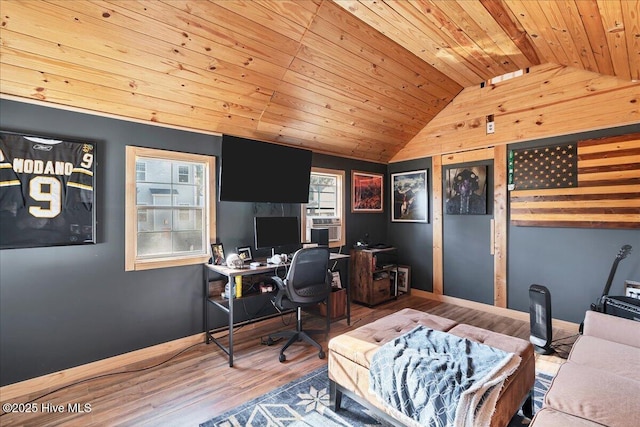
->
left=0, top=333, right=205, bottom=402
left=413, top=289, right=580, bottom=332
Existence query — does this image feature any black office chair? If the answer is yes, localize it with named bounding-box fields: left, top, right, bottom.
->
left=267, top=247, right=332, bottom=363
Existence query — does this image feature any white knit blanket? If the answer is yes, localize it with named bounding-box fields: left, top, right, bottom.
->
left=369, top=326, right=521, bottom=427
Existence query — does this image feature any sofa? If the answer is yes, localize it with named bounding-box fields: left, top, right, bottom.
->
left=328, top=308, right=535, bottom=427
left=531, top=310, right=640, bottom=427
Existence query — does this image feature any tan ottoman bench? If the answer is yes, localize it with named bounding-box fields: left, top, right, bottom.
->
left=328, top=308, right=535, bottom=427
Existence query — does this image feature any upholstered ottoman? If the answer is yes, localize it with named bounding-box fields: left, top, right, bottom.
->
left=328, top=308, right=535, bottom=427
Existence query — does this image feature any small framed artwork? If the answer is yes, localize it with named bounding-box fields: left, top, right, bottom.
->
left=392, top=170, right=428, bottom=222
left=352, top=171, right=383, bottom=213
left=211, top=243, right=225, bottom=265
left=236, top=246, right=253, bottom=263
left=331, top=271, right=342, bottom=289
left=396, top=265, right=411, bottom=293
left=445, top=165, right=488, bottom=215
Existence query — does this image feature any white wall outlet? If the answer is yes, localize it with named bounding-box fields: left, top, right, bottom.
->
left=486, top=119, right=495, bottom=134
left=487, top=114, right=496, bottom=135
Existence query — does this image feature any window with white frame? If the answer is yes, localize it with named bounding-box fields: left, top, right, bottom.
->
left=125, top=146, right=215, bottom=271
left=301, top=168, right=345, bottom=248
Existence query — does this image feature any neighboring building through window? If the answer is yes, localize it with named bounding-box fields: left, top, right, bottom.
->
left=136, top=161, right=146, bottom=181
left=125, top=146, right=215, bottom=271
left=302, top=168, right=345, bottom=248
left=178, top=165, right=190, bottom=183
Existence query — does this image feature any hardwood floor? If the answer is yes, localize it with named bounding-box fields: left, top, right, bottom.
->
left=0, top=295, right=575, bottom=427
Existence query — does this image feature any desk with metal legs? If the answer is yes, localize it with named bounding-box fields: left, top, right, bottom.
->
left=204, top=252, right=350, bottom=367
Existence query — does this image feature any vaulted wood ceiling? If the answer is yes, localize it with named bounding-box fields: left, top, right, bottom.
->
left=1, top=1, right=638, bottom=163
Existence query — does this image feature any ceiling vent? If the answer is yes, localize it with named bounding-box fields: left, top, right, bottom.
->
left=481, top=68, right=529, bottom=88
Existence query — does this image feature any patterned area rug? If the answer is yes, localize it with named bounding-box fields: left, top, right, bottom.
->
left=201, top=366, right=552, bottom=427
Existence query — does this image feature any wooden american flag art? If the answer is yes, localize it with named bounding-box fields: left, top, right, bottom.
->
left=509, top=132, right=640, bottom=229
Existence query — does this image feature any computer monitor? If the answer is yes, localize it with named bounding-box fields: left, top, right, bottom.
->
left=254, top=216, right=300, bottom=251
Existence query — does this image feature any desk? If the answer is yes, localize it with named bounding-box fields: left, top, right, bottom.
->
left=204, top=252, right=350, bottom=367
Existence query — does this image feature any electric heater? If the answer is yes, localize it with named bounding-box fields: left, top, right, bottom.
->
left=529, top=284, right=553, bottom=354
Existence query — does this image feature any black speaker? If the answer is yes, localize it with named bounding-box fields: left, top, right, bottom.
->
left=311, top=228, right=329, bottom=246
left=529, top=284, right=553, bottom=354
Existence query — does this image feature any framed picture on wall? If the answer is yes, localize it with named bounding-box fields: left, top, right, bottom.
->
left=352, top=171, right=383, bottom=213
left=444, top=165, right=488, bottom=215
left=391, top=170, right=428, bottom=222
left=0, top=131, right=97, bottom=249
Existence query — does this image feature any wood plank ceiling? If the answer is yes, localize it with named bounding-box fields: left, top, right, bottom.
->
left=1, top=1, right=638, bottom=163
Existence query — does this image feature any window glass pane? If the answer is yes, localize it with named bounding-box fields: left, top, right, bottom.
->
left=141, top=208, right=173, bottom=232
left=308, top=173, right=337, bottom=217
left=135, top=157, right=207, bottom=257
left=137, top=231, right=172, bottom=257
left=143, top=158, right=172, bottom=183
left=137, top=183, right=176, bottom=206
left=172, top=230, right=204, bottom=253
left=136, top=162, right=146, bottom=181
left=137, top=207, right=152, bottom=232
left=303, top=169, right=344, bottom=247
left=126, top=146, right=214, bottom=270
left=173, top=183, right=204, bottom=207
left=178, top=165, right=190, bottom=183
left=172, top=208, right=203, bottom=231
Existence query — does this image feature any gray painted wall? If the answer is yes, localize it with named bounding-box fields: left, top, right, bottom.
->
left=508, top=226, right=639, bottom=322
left=1, top=99, right=638, bottom=387
left=387, top=158, right=434, bottom=293
left=443, top=161, right=495, bottom=305
left=0, top=100, right=386, bottom=386
left=389, top=125, right=640, bottom=323
left=0, top=100, right=219, bottom=386
left=506, top=128, right=640, bottom=323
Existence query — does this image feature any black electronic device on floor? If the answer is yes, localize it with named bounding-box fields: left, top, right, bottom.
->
left=529, top=284, right=554, bottom=355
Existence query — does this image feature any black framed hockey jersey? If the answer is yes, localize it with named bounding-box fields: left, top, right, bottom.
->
left=0, top=132, right=96, bottom=249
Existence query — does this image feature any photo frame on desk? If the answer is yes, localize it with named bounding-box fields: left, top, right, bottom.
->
left=236, top=246, right=253, bottom=262
left=211, top=243, right=225, bottom=265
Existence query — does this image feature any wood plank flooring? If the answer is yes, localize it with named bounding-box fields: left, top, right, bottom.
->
left=0, top=295, right=576, bottom=427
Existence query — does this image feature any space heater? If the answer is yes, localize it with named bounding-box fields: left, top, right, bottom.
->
left=529, top=284, right=553, bottom=354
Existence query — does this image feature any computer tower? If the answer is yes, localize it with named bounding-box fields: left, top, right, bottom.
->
left=529, top=284, right=553, bottom=354
left=311, top=228, right=329, bottom=246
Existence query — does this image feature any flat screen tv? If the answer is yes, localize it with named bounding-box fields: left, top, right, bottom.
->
left=254, top=216, right=300, bottom=250
left=219, top=135, right=312, bottom=203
